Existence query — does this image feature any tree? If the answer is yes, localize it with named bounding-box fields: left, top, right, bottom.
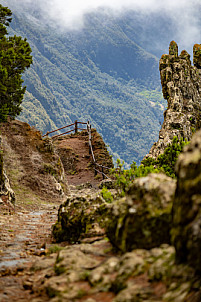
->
left=0, top=4, right=32, bottom=121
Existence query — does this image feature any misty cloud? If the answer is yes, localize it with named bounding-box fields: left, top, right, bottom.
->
left=2, top=0, right=201, bottom=53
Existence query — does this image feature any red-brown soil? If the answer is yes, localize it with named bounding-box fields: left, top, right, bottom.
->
left=0, top=121, right=113, bottom=301
left=53, top=130, right=113, bottom=187
left=54, top=136, right=100, bottom=186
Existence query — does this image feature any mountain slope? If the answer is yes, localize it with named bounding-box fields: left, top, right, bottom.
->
left=3, top=3, right=166, bottom=165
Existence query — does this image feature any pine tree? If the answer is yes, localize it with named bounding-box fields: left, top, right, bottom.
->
left=0, top=4, right=32, bottom=121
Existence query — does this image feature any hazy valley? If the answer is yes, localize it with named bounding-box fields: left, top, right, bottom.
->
left=3, top=1, right=172, bottom=165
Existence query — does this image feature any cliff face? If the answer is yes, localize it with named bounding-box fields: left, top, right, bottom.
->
left=148, top=41, right=201, bottom=159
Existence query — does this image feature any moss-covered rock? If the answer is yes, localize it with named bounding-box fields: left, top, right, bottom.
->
left=52, top=191, right=111, bottom=242
left=27, top=240, right=201, bottom=301
left=0, top=136, right=15, bottom=206
left=0, top=144, right=15, bottom=206
left=172, top=129, right=201, bottom=273
left=106, top=173, right=176, bottom=252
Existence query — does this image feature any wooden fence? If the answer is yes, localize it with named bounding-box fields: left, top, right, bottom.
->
left=86, top=121, right=110, bottom=180
left=42, top=120, right=87, bottom=139
left=43, top=121, right=110, bottom=180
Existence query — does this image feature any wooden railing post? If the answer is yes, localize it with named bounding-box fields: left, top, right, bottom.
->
left=87, top=121, right=90, bottom=133
left=88, top=122, right=92, bottom=155
left=75, top=120, right=78, bottom=134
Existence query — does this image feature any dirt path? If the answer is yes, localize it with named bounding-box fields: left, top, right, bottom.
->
left=54, top=136, right=101, bottom=187
left=0, top=203, right=58, bottom=302
left=0, top=122, right=114, bottom=301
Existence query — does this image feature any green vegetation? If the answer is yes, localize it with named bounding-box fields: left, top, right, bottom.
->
left=0, top=4, right=32, bottom=122
left=111, top=137, right=188, bottom=195
left=54, top=264, right=66, bottom=275
left=142, top=136, right=188, bottom=178
left=111, top=159, right=160, bottom=196
left=101, top=187, right=114, bottom=203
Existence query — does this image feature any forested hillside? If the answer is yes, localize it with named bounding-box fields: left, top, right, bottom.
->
left=3, top=2, right=166, bottom=165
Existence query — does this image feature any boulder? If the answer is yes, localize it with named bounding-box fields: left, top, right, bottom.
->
left=27, top=240, right=200, bottom=301
left=52, top=192, right=111, bottom=242
left=172, top=129, right=201, bottom=273
left=106, top=173, right=176, bottom=252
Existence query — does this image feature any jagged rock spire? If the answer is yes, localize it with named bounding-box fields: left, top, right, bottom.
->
left=169, top=40, right=178, bottom=57
left=146, top=41, right=201, bottom=159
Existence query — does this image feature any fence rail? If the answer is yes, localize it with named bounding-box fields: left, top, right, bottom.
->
left=86, top=121, right=110, bottom=180
left=42, top=121, right=87, bottom=138
left=43, top=120, right=111, bottom=180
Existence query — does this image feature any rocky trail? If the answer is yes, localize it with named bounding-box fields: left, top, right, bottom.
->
left=0, top=202, right=58, bottom=301
left=0, top=190, right=117, bottom=302
left=0, top=120, right=115, bottom=301
left=1, top=115, right=201, bottom=301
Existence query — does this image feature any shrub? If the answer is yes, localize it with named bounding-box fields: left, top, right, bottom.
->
left=142, top=136, right=188, bottom=178
left=111, top=136, right=188, bottom=195
left=110, top=159, right=160, bottom=196
left=101, top=187, right=113, bottom=203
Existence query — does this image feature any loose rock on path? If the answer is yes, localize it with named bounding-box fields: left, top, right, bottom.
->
left=0, top=202, right=58, bottom=302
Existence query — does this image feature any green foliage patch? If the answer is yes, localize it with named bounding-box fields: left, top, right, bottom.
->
left=111, top=158, right=160, bottom=196
left=101, top=187, right=114, bottom=203
left=141, top=136, right=188, bottom=178
left=111, top=137, right=188, bottom=195
left=0, top=4, right=32, bottom=122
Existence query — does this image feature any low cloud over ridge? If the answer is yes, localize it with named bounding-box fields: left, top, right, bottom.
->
left=2, top=0, right=201, bottom=54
